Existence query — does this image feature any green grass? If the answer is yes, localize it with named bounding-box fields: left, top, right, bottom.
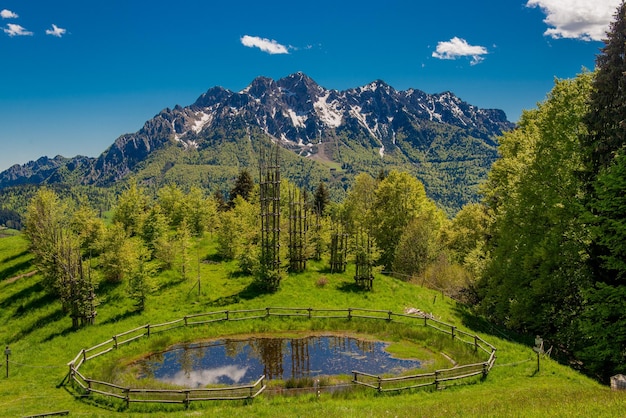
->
left=0, top=233, right=624, bottom=417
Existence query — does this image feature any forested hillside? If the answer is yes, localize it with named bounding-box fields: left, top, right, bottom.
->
left=473, top=3, right=626, bottom=383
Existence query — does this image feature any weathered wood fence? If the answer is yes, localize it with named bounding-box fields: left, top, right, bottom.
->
left=67, top=307, right=496, bottom=407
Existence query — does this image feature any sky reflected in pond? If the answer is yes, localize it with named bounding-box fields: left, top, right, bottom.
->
left=135, top=335, right=422, bottom=388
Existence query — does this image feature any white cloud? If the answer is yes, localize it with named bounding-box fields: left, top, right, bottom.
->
left=1, top=9, right=18, bottom=19
left=46, top=24, right=66, bottom=37
left=432, top=37, right=488, bottom=65
left=241, top=35, right=289, bottom=54
left=527, top=0, right=622, bottom=41
left=3, top=23, right=33, bottom=37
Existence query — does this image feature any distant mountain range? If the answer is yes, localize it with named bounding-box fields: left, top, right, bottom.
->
left=0, top=72, right=514, bottom=214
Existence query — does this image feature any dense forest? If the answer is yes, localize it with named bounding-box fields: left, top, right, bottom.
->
left=3, top=3, right=626, bottom=387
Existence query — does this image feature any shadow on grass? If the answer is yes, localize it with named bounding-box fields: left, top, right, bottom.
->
left=207, top=281, right=273, bottom=307
left=42, top=324, right=76, bottom=343
left=0, top=249, right=30, bottom=265
left=9, top=307, right=66, bottom=344
left=0, top=260, right=34, bottom=281
left=0, top=281, right=46, bottom=309
left=12, top=292, right=58, bottom=318
left=336, top=281, right=367, bottom=293
left=452, top=304, right=532, bottom=346
left=100, top=309, right=142, bottom=326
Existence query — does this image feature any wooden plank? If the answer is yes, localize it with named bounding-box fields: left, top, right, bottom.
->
left=184, top=311, right=227, bottom=319
left=88, top=388, right=127, bottom=399
left=382, top=372, right=436, bottom=382
left=87, top=378, right=128, bottom=391
left=21, top=410, right=69, bottom=418
left=86, top=346, right=114, bottom=361
left=83, top=338, right=114, bottom=354
left=228, top=315, right=266, bottom=321
left=353, top=381, right=379, bottom=390
left=185, top=318, right=226, bottom=326
left=129, top=398, right=184, bottom=404
left=151, top=318, right=184, bottom=328
left=115, top=324, right=149, bottom=338
left=380, top=381, right=435, bottom=392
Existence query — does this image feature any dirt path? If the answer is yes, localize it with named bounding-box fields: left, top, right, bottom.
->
left=6, top=270, right=37, bottom=284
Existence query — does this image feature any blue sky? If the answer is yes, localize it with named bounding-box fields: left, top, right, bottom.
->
left=0, top=0, right=620, bottom=171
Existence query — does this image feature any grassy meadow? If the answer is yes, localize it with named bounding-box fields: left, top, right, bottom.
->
left=0, top=233, right=624, bottom=417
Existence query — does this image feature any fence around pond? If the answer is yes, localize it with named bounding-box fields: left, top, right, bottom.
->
left=67, top=307, right=497, bottom=407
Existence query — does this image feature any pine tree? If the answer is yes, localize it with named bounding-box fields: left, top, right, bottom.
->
left=312, top=182, right=330, bottom=216
left=582, top=3, right=626, bottom=178
left=229, top=169, right=254, bottom=205
left=577, top=2, right=626, bottom=381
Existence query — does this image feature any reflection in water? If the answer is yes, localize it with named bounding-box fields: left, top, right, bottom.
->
left=135, top=335, right=421, bottom=388
left=161, top=365, right=249, bottom=387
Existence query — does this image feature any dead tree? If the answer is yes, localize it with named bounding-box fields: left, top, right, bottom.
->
left=353, top=227, right=374, bottom=290
left=329, top=214, right=348, bottom=273
left=288, top=186, right=308, bottom=273
left=259, top=144, right=282, bottom=290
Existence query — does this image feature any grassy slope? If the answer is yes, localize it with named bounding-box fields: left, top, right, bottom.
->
left=0, top=234, right=624, bottom=417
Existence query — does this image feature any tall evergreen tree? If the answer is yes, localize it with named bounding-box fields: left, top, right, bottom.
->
left=229, top=169, right=254, bottom=205
left=578, top=2, right=626, bottom=381
left=582, top=2, right=626, bottom=178
left=312, top=182, right=330, bottom=216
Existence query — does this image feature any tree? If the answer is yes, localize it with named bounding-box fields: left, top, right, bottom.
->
left=582, top=3, right=626, bottom=178
left=24, top=188, right=68, bottom=293
left=312, top=181, right=330, bottom=216
left=112, top=182, right=148, bottom=237
left=370, top=171, right=439, bottom=271
left=127, top=239, right=154, bottom=311
left=393, top=210, right=446, bottom=280
left=229, top=169, right=254, bottom=205
left=477, top=73, right=592, bottom=347
left=577, top=3, right=626, bottom=381
left=24, top=188, right=97, bottom=328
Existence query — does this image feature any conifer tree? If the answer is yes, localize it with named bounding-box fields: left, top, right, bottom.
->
left=229, top=169, right=254, bottom=205
left=578, top=3, right=626, bottom=379
left=582, top=2, right=626, bottom=178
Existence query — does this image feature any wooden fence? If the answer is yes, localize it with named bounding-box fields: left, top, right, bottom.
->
left=67, top=307, right=496, bottom=407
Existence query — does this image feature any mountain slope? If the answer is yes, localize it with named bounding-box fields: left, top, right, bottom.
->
left=0, top=73, right=514, bottom=214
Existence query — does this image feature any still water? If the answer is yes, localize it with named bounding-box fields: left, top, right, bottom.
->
left=135, top=334, right=422, bottom=388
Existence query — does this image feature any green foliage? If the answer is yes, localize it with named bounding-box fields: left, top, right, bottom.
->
left=582, top=3, right=626, bottom=177
left=112, top=182, right=148, bottom=237
left=590, top=152, right=626, bottom=280
left=312, top=181, right=330, bottom=215
left=229, top=169, right=255, bottom=204
left=478, top=73, right=593, bottom=330
left=371, top=170, right=442, bottom=270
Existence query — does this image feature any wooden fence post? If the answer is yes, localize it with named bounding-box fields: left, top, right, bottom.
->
left=308, top=308, right=312, bottom=319
left=225, top=310, right=229, bottom=321
left=435, top=370, right=440, bottom=390
left=348, top=308, right=352, bottom=320
left=113, top=336, right=118, bottom=349
left=451, top=326, right=456, bottom=339
left=146, top=324, right=150, bottom=337
left=387, top=311, right=392, bottom=321
left=377, top=376, right=382, bottom=392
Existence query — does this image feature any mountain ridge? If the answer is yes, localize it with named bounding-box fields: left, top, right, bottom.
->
left=0, top=73, right=514, bottom=214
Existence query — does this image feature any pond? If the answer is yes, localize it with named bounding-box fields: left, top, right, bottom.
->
left=134, top=334, right=422, bottom=388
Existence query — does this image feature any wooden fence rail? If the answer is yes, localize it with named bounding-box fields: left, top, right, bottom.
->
left=67, top=307, right=496, bottom=407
